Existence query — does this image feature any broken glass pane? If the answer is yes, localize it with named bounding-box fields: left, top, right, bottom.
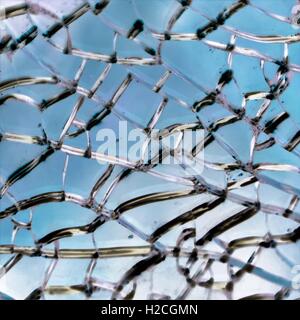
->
left=0, top=0, right=300, bottom=300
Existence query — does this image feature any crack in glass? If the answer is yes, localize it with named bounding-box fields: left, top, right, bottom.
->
left=0, top=0, right=300, bottom=300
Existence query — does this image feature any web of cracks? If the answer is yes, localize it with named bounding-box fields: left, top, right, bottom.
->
left=0, top=0, right=300, bottom=300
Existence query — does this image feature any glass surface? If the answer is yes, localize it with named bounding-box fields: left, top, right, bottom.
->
left=0, top=0, right=300, bottom=300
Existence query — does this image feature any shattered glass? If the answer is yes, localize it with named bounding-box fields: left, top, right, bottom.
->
left=0, top=0, right=300, bottom=300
